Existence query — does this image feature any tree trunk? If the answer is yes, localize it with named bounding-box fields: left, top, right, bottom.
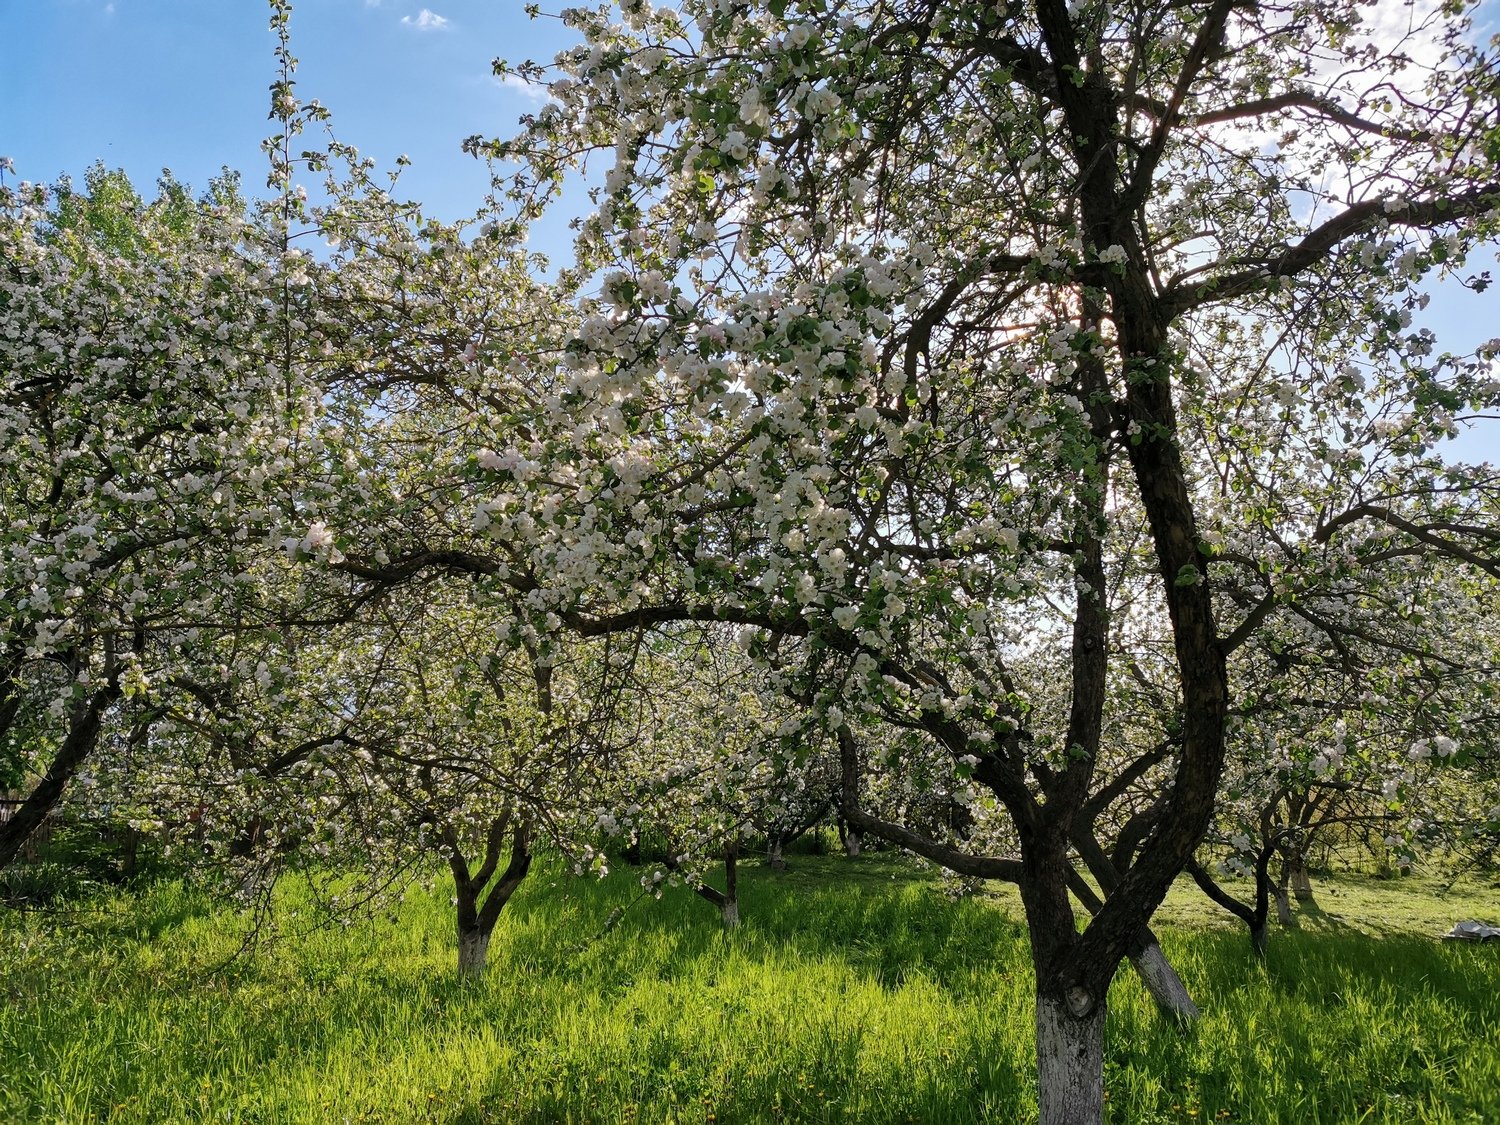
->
left=835, top=729, right=865, bottom=858
left=844, top=826, right=862, bottom=857
left=1273, top=882, right=1293, bottom=926
left=721, top=845, right=739, bottom=928
left=675, top=842, right=742, bottom=928
left=120, top=825, right=140, bottom=878
left=1071, top=864, right=1200, bottom=1024
left=0, top=686, right=117, bottom=872
left=1035, top=993, right=1106, bottom=1125
left=457, top=925, right=491, bottom=979
left=1187, top=852, right=1275, bottom=960
left=1129, top=941, right=1199, bottom=1023
left=767, top=833, right=786, bottom=871
left=444, top=814, right=532, bottom=981
left=1289, top=860, right=1314, bottom=902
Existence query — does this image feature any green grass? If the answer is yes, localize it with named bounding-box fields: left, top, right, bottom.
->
left=1, top=853, right=1497, bottom=1123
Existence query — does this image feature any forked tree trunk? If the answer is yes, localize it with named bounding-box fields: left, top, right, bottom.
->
left=767, top=834, right=786, bottom=871
left=1035, top=994, right=1107, bottom=1125
left=444, top=814, right=533, bottom=981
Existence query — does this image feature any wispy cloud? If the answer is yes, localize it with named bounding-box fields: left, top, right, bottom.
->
left=492, top=73, right=551, bottom=103
left=401, top=8, right=448, bottom=31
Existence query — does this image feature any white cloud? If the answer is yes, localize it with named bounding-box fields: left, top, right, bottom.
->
left=401, top=8, right=448, bottom=31
left=492, top=73, right=551, bottom=103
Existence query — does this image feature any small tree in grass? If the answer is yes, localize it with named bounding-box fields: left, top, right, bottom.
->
left=605, top=624, right=813, bottom=929
left=113, top=575, right=635, bottom=978
left=319, top=589, right=622, bottom=979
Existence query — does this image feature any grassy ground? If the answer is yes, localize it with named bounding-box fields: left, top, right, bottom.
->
left=1, top=851, right=1497, bottom=1124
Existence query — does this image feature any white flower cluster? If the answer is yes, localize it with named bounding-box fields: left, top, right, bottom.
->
left=1407, top=735, right=1459, bottom=762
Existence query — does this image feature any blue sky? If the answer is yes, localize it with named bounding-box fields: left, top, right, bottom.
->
left=3, top=0, right=1496, bottom=460
left=2, top=1, right=572, bottom=224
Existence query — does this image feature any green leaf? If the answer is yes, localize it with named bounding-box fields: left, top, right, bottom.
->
left=1174, top=565, right=1202, bottom=588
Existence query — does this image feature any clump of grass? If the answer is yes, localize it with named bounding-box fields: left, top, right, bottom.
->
left=1, top=854, right=1495, bottom=1123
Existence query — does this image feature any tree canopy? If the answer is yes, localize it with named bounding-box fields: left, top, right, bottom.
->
left=2, top=2, right=1498, bottom=1121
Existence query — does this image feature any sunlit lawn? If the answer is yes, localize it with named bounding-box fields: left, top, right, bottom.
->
left=2, top=850, right=1497, bottom=1123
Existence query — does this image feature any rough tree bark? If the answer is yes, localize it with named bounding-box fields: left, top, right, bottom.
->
left=1286, top=852, right=1315, bottom=902
left=1132, top=943, right=1199, bottom=1020
left=1036, top=994, right=1108, bottom=1125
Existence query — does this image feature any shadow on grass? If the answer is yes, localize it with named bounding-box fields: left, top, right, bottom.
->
left=501, top=851, right=1029, bottom=994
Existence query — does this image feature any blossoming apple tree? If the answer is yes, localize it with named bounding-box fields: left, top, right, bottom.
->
left=436, top=1, right=1500, bottom=1118
left=0, top=165, right=317, bottom=870
left=602, top=622, right=816, bottom=927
